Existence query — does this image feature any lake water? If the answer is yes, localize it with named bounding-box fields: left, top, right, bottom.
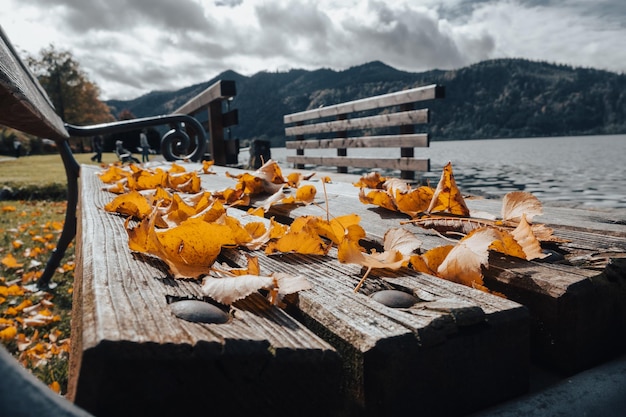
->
left=266, top=134, right=626, bottom=210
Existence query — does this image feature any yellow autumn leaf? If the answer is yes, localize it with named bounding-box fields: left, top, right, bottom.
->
left=359, top=188, right=397, bottom=211
left=202, top=160, right=215, bottom=174
left=104, top=190, right=152, bottom=219
left=427, top=162, right=470, bottom=216
left=294, top=184, right=317, bottom=204
left=128, top=167, right=167, bottom=190
left=163, top=193, right=197, bottom=225
left=502, top=191, right=543, bottom=222
left=311, top=214, right=364, bottom=245
left=437, top=228, right=499, bottom=288
left=98, top=165, right=129, bottom=184
left=1, top=253, right=23, bottom=269
left=509, top=214, right=548, bottom=260
left=353, top=172, right=388, bottom=189
left=394, top=186, right=434, bottom=217
left=153, top=217, right=244, bottom=278
left=0, top=326, right=17, bottom=341
left=265, top=221, right=327, bottom=255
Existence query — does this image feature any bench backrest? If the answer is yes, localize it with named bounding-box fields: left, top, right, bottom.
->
left=284, top=83, right=444, bottom=180
left=0, top=26, right=68, bottom=141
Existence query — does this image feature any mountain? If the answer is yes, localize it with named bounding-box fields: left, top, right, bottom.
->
left=106, top=59, right=626, bottom=147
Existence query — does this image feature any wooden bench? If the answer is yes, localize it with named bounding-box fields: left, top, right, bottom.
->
left=284, top=84, right=444, bottom=180
left=70, top=163, right=529, bottom=417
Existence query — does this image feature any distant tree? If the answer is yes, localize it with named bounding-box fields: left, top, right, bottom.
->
left=27, top=45, right=114, bottom=126
left=117, top=109, right=136, bottom=120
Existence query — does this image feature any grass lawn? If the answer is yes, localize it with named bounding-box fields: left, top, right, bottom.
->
left=0, top=152, right=113, bottom=395
left=1, top=200, right=74, bottom=395
left=0, top=152, right=120, bottom=194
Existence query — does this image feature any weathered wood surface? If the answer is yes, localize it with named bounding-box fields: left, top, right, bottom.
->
left=245, top=169, right=626, bottom=375
left=71, top=163, right=530, bottom=417
left=284, top=109, right=429, bottom=136
left=69, top=165, right=342, bottom=417
left=195, top=164, right=626, bottom=374
left=0, top=25, right=68, bottom=140
left=283, top=85, right=442, bottom=179
left=285, top=134, right=429, bottom=149
left=284, top=84, right=444, bottom=124
left=174, top=79, right=236, bottom=115
left=285, top=155, right=429, bottom=171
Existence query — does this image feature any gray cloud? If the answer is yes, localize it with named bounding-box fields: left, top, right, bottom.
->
left=215, top=0, right=243, bottom=7
left=7, top=0, right=626, bottom=99
left=30, top=0, right=212, bottom=34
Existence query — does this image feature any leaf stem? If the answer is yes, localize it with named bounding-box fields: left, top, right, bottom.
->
left=353, top=266, right=372, bottom=293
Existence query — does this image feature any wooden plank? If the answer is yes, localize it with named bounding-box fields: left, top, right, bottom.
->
left=174, top=79, right=236, bottom=115
left=69, top=165, right=342, bottom=417
left=285, top=134, right=429, bottom=149
left=284, top=84, right=444, bottom=124
left=0, top=26, right=68, bottom=140
left=285, top=109, right=429, bottom=136
left=240, top=171, right=626, bottom=375
left=286, top=155, right=430, bottom=171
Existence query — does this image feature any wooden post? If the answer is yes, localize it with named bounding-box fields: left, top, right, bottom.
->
left=296, top=121, right=304, bottom=170
left=400, top=103, right=415, bottom=180
left=336, top=114, right=348, bottom=174
left=208, top=100, right=226, bottom=165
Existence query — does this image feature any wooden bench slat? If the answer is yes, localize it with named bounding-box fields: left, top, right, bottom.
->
left=247, top=171, right=626, bottom=375
left=285, top=133, right=429, bottom=149
left=284, top=84, right=444, bottom=124
left=285, top=109, right=429, bottom=136
left=69, top=165, right=342, bottom=417
left=286, top=155, right=430, bottom=171
left=0, top=26, right=68, bottom=140
left=174, top=79, right=236, bottom=115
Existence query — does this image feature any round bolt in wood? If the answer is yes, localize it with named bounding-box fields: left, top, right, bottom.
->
left=170, top=299, right=229, bottom=324
left=371, top=290, right=418, bottom=308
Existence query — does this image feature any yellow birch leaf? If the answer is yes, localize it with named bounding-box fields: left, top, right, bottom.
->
left=247, top=206, right=266, bottom=217
left=1, top=253, right=23, bottom=269
left=163, top=194, right=197, bottom=225
left=510, top=214, right=548, bottom=260
left=437, top=228, right=499, bottom=287
left=502, top=191, right=543, bottom=222
left=294, top=184, right=316, bottom=204
left=359, top=188, right=397, bottom=211
left=394, top=186, right=434, bottom=217
left=169, top=163, right=187, bottom=173
left=427, top=162, right=470, bottom=216
left=202, top=160, right=215, bottom=174
left=353, top=172, right=388, bottom=189
left=104, top=190, right=152, bottom=219
left=98, top=165, right=129, bottom=183
left=154, top=217, right=242, bottom=278
left=311, top=214, right=363, bottom=245
left=265, top=229, right=327, bottom=255
left=0, top=326, right=17, bottom=341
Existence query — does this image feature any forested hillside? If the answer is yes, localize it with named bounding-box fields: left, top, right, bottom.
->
left=107, top=59, right=626, bottom=147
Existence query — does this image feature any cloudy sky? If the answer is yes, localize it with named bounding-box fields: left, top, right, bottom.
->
left=2, top=0, right=625, bottom=100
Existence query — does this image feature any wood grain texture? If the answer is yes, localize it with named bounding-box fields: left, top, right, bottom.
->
left=284, top=84, right=443, bottom=124
left=285, top=134, right=429, bottom=149
left=174, top=80, right=236, bottom=115
left=194, top=164, right=529, bottom=416
left=69, top=165, right=341, bottom=417
left=285, top=109, right=429, bottom=137
left=198, top=165, right=626, bottom=374
left=0, top=27, right=68, bottom=140
left=286, top=155, right=430, bottom=171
